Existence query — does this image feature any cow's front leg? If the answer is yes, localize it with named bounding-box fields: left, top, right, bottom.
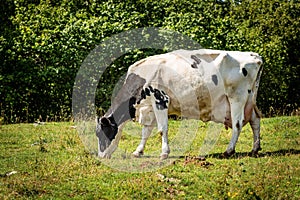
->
left=224, top=101, right=244, bottom=157
left=159, top=125, right=170, bottom=160
left=250, top=109, right=261, bottom=155
left=132, top=125, right=154, bottom=157
left=151, top=89, right=170, bottom=160
left=154, top=109, right=170, bottom=160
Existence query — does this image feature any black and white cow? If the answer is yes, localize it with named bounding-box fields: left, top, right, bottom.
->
left=96, top=49, right=263, bottom=159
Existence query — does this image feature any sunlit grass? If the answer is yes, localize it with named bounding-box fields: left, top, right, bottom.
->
left=0, top=116, right=299, bottom=199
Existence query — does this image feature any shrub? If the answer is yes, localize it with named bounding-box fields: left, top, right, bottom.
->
left=1, top=0, right=299, bottom=123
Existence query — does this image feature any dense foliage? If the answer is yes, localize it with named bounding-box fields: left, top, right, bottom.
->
left=1, top=0, right=299, bottom=123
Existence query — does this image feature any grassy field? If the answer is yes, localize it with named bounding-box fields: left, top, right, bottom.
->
left=0, top=116, right=299, bottom=199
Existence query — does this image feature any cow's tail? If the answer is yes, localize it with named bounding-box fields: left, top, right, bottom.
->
left=252, top=61, right=263, bottom=118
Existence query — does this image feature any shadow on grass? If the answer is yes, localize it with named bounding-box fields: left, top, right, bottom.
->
left=93, top=149, right=300, bottom=162
left=207, top=149, right=300, bottom=160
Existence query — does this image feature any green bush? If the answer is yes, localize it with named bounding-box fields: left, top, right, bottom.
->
left=0, top=0, right=299, bottom=123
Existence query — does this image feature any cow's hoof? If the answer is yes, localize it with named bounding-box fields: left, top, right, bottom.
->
left=132, top=151, right=143, bottom=158
left=250, top=147, right=262, bottom=157
left=160, top=153, right=169, bottom=160
left=223, top=150, right=235, bottom=158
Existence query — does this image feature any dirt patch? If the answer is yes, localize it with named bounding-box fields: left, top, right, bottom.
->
left=183, top=155, right=213, bottom=168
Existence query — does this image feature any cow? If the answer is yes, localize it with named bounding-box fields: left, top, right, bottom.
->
left=96, top=49, right=263, bottom=159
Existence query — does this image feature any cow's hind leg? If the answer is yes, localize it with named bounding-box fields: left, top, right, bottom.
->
left=250, top=108, right=262, bottom=155
left=132, top=125, right=154, bottom=157
left=224, top=100, right=245, bottom=157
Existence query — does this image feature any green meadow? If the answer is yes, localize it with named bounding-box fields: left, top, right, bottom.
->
left=0, top=116, right=299, bottom=199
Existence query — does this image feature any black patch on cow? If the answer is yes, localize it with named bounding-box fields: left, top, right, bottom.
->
left=150, top=88, right=168, bottom=110
left=156, top=104, right=165, bottom=110
left=96, top=116, right=118, bottom=152
left=212, top=74, right=218, bottom=86
left=149, top=85, right=154, bottom=92
left=236, top=120, right=240, bottom=130
left=191, top=55, right=201, bottom=64
left=137, top=86, right=169, bottom=110
left=248, top=89, right=251, bottom=94
left=140, top=89, right=146, bottom=101
left=129, top=97, right=136, bottom=118
left=191, top=63, right=198, bottom=68
left=154, top=89, right=162, bottom=100
left=242, top=68, right=248, bottom=77
left=145, top=87, right=150, bottom=96
left=103, top=116, right=117, bottom=140
left=190, top=54, right=204, bottom=68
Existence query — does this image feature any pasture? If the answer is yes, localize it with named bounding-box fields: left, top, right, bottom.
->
left=0, top=116, right=299, bottom=199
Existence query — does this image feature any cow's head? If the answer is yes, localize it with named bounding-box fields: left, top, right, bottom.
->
left=96, top=116, right=119, bottom=158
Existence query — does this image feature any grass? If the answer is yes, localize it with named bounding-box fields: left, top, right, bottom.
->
left=0, top=116, right=299, bottom=199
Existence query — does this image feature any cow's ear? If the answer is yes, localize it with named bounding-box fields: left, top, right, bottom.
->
left=100, top=117, right=111, bottom=126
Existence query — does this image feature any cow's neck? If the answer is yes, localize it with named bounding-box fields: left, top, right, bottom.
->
left=107, top=96, right=136, bottom=127
left=105, top=73, right=145, bottom=127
